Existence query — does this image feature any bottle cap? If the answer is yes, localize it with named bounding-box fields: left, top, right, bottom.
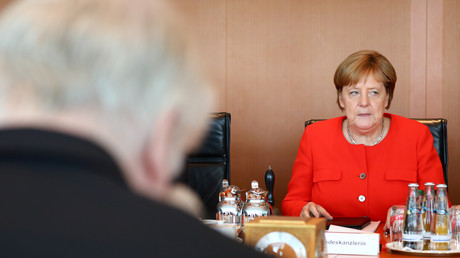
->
left=246, top=180, right=267, bottom=200
left=425, top=182, right=435, bottom=186
left=219, top=185, right=241, bottom=200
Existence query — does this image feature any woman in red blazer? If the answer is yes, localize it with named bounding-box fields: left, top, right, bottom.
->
left=282, top=50, right=446, bottom=224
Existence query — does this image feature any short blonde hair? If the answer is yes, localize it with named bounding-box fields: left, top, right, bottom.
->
left=334, top=50, right=397, bottom=110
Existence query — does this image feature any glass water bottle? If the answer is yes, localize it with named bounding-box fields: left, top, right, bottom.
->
left=402, top=183, right=424, bottom=250
left=431, top=184, right=451, bottom=250
left=422, top=182, right=435, bottom=250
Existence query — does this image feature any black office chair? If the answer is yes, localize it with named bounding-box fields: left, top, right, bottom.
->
left=305, top=118, right=448, bottom=186
left=178, top=112, right=231, bottom=219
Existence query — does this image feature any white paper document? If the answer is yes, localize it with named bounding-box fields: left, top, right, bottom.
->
left=325, top=221, right=380, bottom=256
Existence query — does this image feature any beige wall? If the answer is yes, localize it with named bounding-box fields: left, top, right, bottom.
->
left=173, top=0, right=460, bottom=211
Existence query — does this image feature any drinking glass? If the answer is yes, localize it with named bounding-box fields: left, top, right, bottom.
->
left=451, top=205, right=460, bottom=250
left=390, top=205, right=406, bottom=247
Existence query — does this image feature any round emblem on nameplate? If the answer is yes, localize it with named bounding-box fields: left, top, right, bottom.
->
left=255, top=231, right=307, bottom=257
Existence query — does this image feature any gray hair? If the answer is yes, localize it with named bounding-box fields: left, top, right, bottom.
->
left=0, top=0, right=213, bottom=144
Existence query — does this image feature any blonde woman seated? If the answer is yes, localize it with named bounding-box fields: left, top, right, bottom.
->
left=282, top=50, right=446, bottom=225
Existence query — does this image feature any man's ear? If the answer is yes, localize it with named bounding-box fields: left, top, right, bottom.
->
left=141, top=109, right=178, bottom=198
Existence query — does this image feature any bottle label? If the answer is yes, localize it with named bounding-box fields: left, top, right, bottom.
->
left=407, top=208, right=422, bottom=214
left=435, top=209, right=448, bottom=215
left=390, top=214, right=404, bottom=224
left=431, top=235, right=451, bottom=242
left=402, top=234, right=423, bottom=241
left=423, top=232, right=432, bottom=240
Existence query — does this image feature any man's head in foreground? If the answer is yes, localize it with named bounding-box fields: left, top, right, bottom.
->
left=0, top=0, right=214, bottom=200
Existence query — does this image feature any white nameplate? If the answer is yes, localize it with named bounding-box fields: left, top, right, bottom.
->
left=325, top=224, right=380, bottom=255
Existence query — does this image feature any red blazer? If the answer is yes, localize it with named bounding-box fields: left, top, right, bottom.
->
left=282, top=114, right=446, bottom=222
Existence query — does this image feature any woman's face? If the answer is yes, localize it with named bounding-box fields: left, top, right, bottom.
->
left=339, top=73, right=389, bottom=132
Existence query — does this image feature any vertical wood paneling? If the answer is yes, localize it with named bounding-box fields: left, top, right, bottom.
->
left=170, top=0, right=228, bottom=111
left=226, top=0, right=312, bottom=200
left=410, top=0, right=428, bottom=117
left=443, top=0, right=460, bottom=204
left=426, top=0, right=443, bottom=117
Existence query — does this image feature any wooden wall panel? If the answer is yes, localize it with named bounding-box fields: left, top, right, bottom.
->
left=443, top=0, right=460, bottom=204
left=170, top=0, right=228, bottom=111
left=226, top=0, right=313, bottom=205
left=410, top=0, right=427, bottom=118
left=426, top=0, right=443, bottom=117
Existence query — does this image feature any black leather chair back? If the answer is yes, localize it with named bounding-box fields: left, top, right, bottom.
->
left=179, top=112, right=230, bottom=219
left=305, top=118, right=448, bottom=186
left=413, top=118, right=448, bottom=186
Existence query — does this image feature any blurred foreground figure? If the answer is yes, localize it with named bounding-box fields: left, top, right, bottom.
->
left=0, top=0, right=265, bottom=257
